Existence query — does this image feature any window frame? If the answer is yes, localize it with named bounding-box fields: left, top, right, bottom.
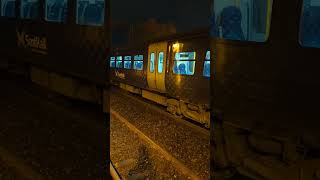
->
left=20, top=0, right=41, bottom=20
left=157, top=52, right=164, bottom=73
left=133, top=54, right=143, bottom=71
left=116, top=56, right=123, bottom=69
left=298, top=0, right=320, bottom=49
left=75, top=0, right=105, bottom=26
left=172, top=51, right=196, bottom=76
left=149, top=52, right=155, bottom=73
left=203, top=50, right=210, bottom=78
left=123, top=55, right=132, bottom=69
left=109, top=56, right=115, bottom=68
left=0, top=0, right=16, bottom=18
left=211, top=0, right=274, bottom=44
left=44, top=0, right=68, bottom=23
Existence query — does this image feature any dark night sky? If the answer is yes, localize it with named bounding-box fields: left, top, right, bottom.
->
left=111, top=0, right=210, bottom=33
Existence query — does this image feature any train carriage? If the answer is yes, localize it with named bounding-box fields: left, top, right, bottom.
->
left=110, top=46, right=148, bottom=90
left=0, top=0, right=110, bottom=103
left=109, top=29, right=211, bottom=127
left=210, top=0, right=320, bottom=179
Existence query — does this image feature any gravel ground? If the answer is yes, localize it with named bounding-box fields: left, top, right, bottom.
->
left=110, top=113, right=186, bottom=179
left=0, top=71, right=107, bottom=180
left=110, top=88, right=210, bottom=179
left=0, top=159, right=28, bottom=180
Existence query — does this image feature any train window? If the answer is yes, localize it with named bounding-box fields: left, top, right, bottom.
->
left=134, top=55, right=143, bottom=60
left=124, top=61, right=131, bottom=69
left=110, top=61, right=115, bottom=68
left=212, top=0, right=273, bottom=42
left=173, top=52, right=196, bottom=75
left=158, top=52, right=164, bottom=73
left=299, top=0, right=320, bottom=48
left=124, top=56, right=132, bottom=69
left=21, top=0, right=39, bottom=20
left=133, top=54, right=143, bottom=70
left=203, top=51, right=210, bottom=77
left=150, top=52, right=155, bottom=73
left=45, top=0, right=68, bottom=22
left=1, top=0, right=16, bottom=17
left=110, top=57, right=115, bottom=68
left=116, top=56, right=122, bottom=68
left=76, top=0, right=104, bottom=26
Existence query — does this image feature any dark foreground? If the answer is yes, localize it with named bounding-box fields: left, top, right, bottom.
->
left=0, top=71, right=107, bottom=180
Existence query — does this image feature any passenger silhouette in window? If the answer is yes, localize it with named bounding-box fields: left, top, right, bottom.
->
left=220, top=6, right=244, bottom=40
left=178, top=63, right=186, bottom=74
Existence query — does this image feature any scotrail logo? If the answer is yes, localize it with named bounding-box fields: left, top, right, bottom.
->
left=16, top=31, right=48, bottom=55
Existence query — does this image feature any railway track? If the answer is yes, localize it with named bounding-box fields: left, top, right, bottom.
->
left=110, top=109, right=201, bottom=179
left=110, top=86, right=210, bottom=179
left=110, top=86, right=210, bottom=139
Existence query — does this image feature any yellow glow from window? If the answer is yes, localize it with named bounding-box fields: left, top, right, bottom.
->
left=172, top=42, right=183, bottom=52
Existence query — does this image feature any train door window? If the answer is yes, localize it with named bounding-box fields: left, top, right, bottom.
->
left=299, top=0, right=320, bottom=48
left=213, top=0, right=273, bottom=42
left=110, top=56, right=115, bottom=68
left=45, top=0, right=68, bottom=22
left=133, top=55, right=143, bottom=70
left=203, top=50, right=210, bottom=77
left=158, top=52, right=164, bottom=73
left=173, top=52, right=196, bottom=75
left=1, top=0, right=16, bottom=17
left=150, top=52, right=155, bottom=73
left=76, top=0, right=104, bottom=26
left=21, top=0, right=40, bottom=20
left=124, top=56, right=132, bottom=69
left=116, top=56, right=122, bottom=68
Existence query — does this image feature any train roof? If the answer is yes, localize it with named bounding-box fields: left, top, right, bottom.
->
left=111, top=27, right=209, bottom=53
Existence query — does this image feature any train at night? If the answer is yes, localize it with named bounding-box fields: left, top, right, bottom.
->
left=0, top=0, right=109, bottom=103
left=211, top=0, right=320, bottom=179
left=109, top=29, right=211, bottom=127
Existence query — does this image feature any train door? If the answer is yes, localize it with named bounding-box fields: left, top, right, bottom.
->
left=147, top=42, right=168, bottom=92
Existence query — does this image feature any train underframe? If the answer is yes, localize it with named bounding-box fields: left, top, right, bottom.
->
left=214, top=120, right=320, bottom=180
left=116, top=82, right=210, bottom=128
left=0, top=58, right=104, bottom=105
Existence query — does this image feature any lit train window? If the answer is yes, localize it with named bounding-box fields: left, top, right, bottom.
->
left=299, top=0, right=320, bottom=48
left=124, top=56, right=132, bottom=69
left=21, top=0, right=39, bottom=19
left=158, top=52, right=164, bottom=73
left=133, top=54, right=143, bottom=70
left=116, top=56, right=122, bottom=68
left=76, top=0, right=104, bottom=26
left=173, top=52, right=196, bottom=75
left=110, top=57, right=115, bottom=68
left=1, top=0, right=16, bottom=17
left=212, top=0, right=273, bottom=42
left=150, top=52, right=155, bottom=73
left=45, top=0, right=67, bottom=22
left=203, top=51, right=210, bottom=77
